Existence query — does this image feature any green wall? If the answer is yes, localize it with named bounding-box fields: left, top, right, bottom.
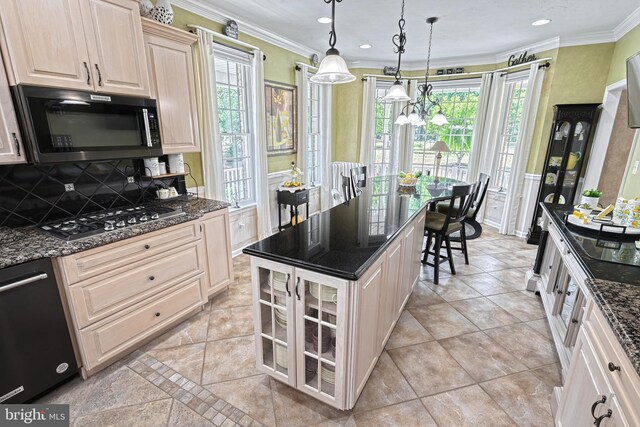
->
left=607, top=24, right=640, bottom=85
left=171, top=6, right=312, bottom=186
left=621, top=134, right=640, bottom=198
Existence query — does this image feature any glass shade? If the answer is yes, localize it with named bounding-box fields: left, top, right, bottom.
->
left=407, top=109, right=421, bottom=125
left=310, top=49, right=356, bottom=84
left=429, top=140, right=450, bottom=152
left=383, top=81, right=411, bottom=102
left=395, top=113, right=409, bottom=125
left=431, top=110, right=448, bottom=126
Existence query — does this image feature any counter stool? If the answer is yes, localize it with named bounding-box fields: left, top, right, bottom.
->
left=422, top=184, right=476, bottom=284
left=437, top=173, right=490, bottom=241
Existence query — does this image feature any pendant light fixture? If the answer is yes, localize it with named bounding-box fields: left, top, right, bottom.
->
left=310, top=0, right=356, bottom=84
left=396, top=17, right=448, bottom=127
left=382, top=0, right=410, bottom=102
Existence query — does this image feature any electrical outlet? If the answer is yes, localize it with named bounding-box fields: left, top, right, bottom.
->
left=64, top=183, right=75, bottom=192
left=127, top=176, right=135, bottom=184
left=633, top=160, right=639, bottom=175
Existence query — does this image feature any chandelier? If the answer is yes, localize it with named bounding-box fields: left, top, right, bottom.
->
left=382, top=0, right=410, bottom=102
left=395, top=17, right=448, bottom=127
left=310, top=0, right=356, bottom=84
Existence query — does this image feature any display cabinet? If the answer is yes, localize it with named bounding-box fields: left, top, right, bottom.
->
left=527, top=104, right=601, bottom=244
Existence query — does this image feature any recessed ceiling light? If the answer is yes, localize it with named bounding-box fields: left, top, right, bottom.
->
left=317, top=17, right=332, bottom=24
left=532, top=19, right=551, bottom=26
left=360, top=44, right=372, bottom=49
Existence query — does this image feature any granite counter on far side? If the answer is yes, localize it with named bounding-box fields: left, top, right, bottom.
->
left=0, top=196, right=230, bottom=270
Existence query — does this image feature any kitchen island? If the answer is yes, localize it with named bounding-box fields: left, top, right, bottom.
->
left=526, top=203, right=640, bottom=426
left=243, top=175, right=460, bottom=410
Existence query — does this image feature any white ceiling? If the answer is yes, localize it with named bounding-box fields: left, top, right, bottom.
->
left=188, top=0, right=640, bottom=68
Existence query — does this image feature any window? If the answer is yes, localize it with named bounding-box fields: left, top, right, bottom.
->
left=307, top=76, right=322, bottom=186
left=494, top=79, right=528, bottom=190
left=412, top=84, right=480, bottom=181
left=215, top=53, right=255, bottom=205
left=372, top=83, right=397, bottom=177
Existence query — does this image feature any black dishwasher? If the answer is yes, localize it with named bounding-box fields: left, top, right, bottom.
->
left=0, top=258, right=78, bottom=403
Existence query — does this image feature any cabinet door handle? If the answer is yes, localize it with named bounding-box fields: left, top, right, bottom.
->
left=594, top=409, right=612, bottom=426
left=83, top=61, right=91, bottom=85
left=95, top=63, right=103, bottom=86
left=144, top=244, right=150, bottom=250
left=608, top=362, right=621, bottom=372
left=295, top=277, right=301, bottom=301
left=155, top=312, right=161, bottom=317
left=591, top=395, right=606, bottom=419
left=149, top=276, right=155, bottom=281
left=12, top=133, right=20, bottom=157
left=571, top=318, right=578, bottom=324
left=285, top=273, right=291, bottom=297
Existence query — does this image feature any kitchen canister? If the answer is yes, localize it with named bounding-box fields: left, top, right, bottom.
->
left=158, top=162, right=167, bottom=175
left=613, top=197, right=629, bottom=225
left=168, top=153, right=185, bottom=174
left=143, top=157, right=160, bottom=177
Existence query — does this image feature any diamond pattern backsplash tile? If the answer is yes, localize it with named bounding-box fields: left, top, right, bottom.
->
left=0, top=160, right=185, bottom=228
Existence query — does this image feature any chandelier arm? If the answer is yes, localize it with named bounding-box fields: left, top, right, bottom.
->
left=391, top=0, right=407, bottom=81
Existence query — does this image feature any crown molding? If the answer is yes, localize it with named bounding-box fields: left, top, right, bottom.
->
left=560, top=31, right=616, bottom=47
left=171, top=0, right=320, bottom=58
left=495, top=37, right=560, bottom=63
left=614, top=6, right=640, bottom=40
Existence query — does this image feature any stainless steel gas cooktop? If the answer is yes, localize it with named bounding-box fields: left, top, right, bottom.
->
left=39, top=204, right=184, bottom=241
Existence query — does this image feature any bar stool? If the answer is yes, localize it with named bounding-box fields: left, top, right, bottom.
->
left=422, top=184, right=476, bottom=284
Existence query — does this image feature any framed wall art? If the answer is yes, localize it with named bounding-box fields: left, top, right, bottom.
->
left=265, top=81, right=297, bottom=155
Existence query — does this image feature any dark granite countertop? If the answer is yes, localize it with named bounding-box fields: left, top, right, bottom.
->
left=244, top=175, right=462, bottom=280
left=542, top=203, right=640, bottom=376
left=0, top=196, right=229, bottom=269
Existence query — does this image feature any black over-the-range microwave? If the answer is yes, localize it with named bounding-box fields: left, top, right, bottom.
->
left=11, top=85, right=163, bottom=163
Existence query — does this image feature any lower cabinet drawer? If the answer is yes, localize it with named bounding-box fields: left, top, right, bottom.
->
left=585, top=307, right=640, bottom=423
left=79, top=277, right=205, bottom=371
left=68, top=241, right=205, bottom=328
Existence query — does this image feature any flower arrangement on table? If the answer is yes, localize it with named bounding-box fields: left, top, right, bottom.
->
left=398, top=171, right=423, bottom=187
left=279, top=161, right=305, bottom=192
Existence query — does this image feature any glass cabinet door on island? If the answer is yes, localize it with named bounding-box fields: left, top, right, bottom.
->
left=527, top=104, right=601, bottom=245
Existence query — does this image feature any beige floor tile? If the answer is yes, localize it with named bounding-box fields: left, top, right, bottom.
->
left=489, top=268, right=529, bottom=291
left=40, top=362, right=169, bottom=418
left=469, top=239, right=513, bottom=254
left=409, top=303, right=479, bottom=340
left=352, top=399, right=437, bottom=426
left=388, top=341, right=474, bottom=397
left=484, top=323, right=558, bottom=369
left=471, top=254, right=513, bottom=272
left=73, top=399, right=172, bottom=427
left=488, top=291, right=545, bottom=321
left=439, top=261, right=485, bottom=276
left=206, top=374, right=276, bottom=427
left=208, top=306, right=254, bottom=341
left=525, top=319, right=554, bottom=340
left=450, top=297, right=520, bottom=330
left=309, top=416, right=357, bottom=427
left=406, top=281, right=446, bottom=308
left=353, top=351, right=417, bottom=413
left=419, top=266, right=451, bottom=282
left=425, top=276, right=483, bottom=302
left=480, top=371, right=554, bottom=427
left=148, top=342, right=206, bottom=382
left=439, top=331, right=528, bottom=382
left=422, top=384, right=516, bottom=427
left=202, top=336, right=260, bottom=384
left=498, top=249, right=538, bottom=268
left=270, top=378, right=346, bottom=427
left=385, top=310, right=434, bottom=350
left=460, top=273, right=522, bottom=296
left=209, top=282, right=253, bottom=310
left=530, top=362, right=563, bottom=388
left=145, top=309, right=209, bottom=351
left=167, top=400, right=215, bottom=427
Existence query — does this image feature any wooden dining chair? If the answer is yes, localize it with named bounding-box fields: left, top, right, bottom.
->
left=341, top=173, right=356, bottom=202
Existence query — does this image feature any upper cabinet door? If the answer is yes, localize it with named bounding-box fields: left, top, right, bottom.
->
left=0, top=0, right=92, bottom=90
left=143, top=22, right=201, bottom=153
left=0, top=53, right=26, bottom=164
left=79, top=0, right=150, bottom=97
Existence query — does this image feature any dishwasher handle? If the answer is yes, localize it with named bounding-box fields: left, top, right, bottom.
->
left=0, top=273, right=49, bottom=294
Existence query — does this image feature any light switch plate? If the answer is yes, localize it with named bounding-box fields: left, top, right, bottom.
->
left=632, top=160, right=639, bottom=175
left=64, top=183, right=75, bottom=192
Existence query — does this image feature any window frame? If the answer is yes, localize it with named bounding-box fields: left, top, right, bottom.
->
left=371, top=81, right=397, bottom=178
left=306, top=74, right=323, bottom=187
left=214, top=48, right=256, bottom=206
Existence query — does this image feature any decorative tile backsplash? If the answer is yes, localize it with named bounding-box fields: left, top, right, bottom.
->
left=0, top=160, right=185, bottom=227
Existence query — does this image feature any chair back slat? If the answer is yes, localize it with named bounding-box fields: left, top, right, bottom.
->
left=442, top=184, right=476, bottom=231
left=470, top=173, right=490, bottom=217
left=341, top=173, right=355, bottom=202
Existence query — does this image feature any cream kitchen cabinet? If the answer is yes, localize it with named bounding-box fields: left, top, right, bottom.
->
left=0, top=49, right=25, bottom=164
left=201, top=209, right=234, bottom=296
left=142, top=18, right=200, bottom=154
left=378, top=237, right=403, bottom=349
left=0, top=0, right=149, bottom=97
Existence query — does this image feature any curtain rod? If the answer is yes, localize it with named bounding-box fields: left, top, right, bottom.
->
left=295, top=62, right=318, bottom=71
left=362, top=57, right=553, bottom=81
left=213, top=40, right=254, bottom=56
left=187, top=24, right=259, bottom=51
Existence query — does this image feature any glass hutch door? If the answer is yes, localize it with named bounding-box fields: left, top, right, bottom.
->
left=559, top=120, right=591, bottom=205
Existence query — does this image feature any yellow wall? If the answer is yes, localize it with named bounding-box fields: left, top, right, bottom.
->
left=621, top=133, right=640, bottom=198
left=171, top=6, right=312, bottom=187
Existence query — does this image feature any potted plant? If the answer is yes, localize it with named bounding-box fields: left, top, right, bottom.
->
left=581, top=189, right=602, bottom=208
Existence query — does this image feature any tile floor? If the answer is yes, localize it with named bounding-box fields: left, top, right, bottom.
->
left=39, top=227, right=561, bottom=427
